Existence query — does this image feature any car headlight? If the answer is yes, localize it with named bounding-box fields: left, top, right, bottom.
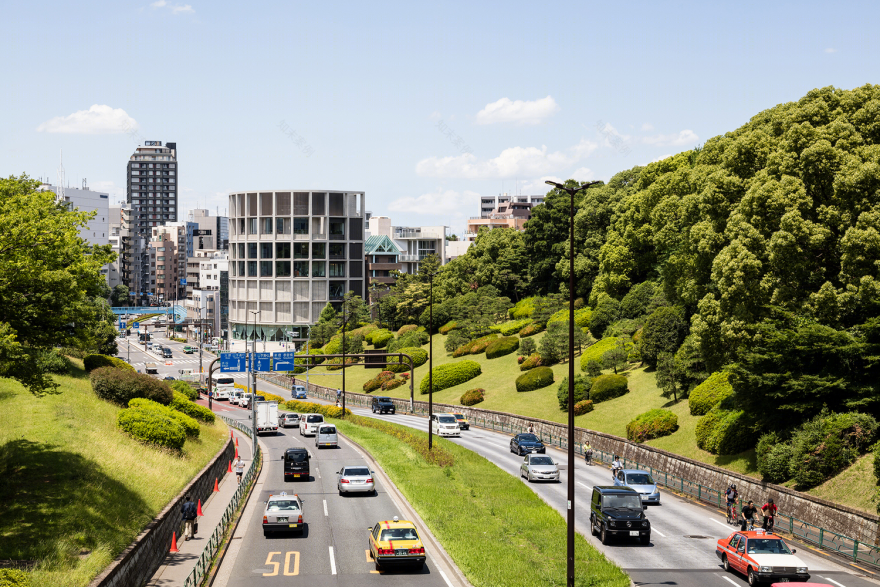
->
left=796, top=567, right=807, bottom=573
left=609, top=521, right=616, bottom=527
left=642, top=521, right=649, bottom=527
left=758, top=566, right=771, bottom=573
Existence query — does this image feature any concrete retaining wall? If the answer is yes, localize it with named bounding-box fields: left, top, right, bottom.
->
left=88, top=435, right=235, bottom=587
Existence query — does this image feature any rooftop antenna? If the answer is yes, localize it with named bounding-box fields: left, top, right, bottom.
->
left=57, top=149, right=65, bottom=202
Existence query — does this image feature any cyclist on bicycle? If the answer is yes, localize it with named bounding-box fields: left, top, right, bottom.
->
left=762, top=498, right=778, bottom=531
left=611, top=455, right=623, bottom=480
left=740, top=500, right=758, bottom=530
left=725, top=483, right=738, bottom=521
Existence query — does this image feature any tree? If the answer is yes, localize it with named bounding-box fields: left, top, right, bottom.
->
left=519, top=337, right=536, bottom=357
left=589, top=295, right=621, bottom=339
left=656, top=352, right=684, bottom=402
left=640, top=306, right=687, bottom=367
left=538, top=322, right=567, bottom=364
left=601, top=338, right=629, bottom=374
left=557, top=374, right=591, bottom=410
left=584, top=359, right=603, bottom=377
left=109, top=284, right=130, bottom=306
left=531, top=294, right=565, bottom=327
left=339, top=292, right=370, bottom=333
left=445, top=329, right=469, bottom=353
left=446, top=234, right=459, bottom=241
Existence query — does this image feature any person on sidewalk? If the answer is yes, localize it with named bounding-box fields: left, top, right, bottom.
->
left=234, top=456, right=246, bottom=484
left=181, top=495, right=197, bottom=541
left=527, top=423, right=535, bottom=434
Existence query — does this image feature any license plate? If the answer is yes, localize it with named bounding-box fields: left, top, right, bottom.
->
left=394, top=549, right=409, bottom=556
left=289, top=523, right=298, bottom=528
left=293, top=474, right=301, bottom=477
left=629, top=531, right=639, bottom=536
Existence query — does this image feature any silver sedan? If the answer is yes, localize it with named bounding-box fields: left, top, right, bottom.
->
left=520, top=454, right=560, bottom=483
left=337, top=465, right=376, bottom=496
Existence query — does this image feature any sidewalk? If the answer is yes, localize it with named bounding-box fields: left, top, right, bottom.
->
left=146, top=410, right=253, bottom=587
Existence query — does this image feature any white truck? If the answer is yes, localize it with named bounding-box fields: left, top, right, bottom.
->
left=145, top=362, right=159, bottom=374
left=255, top=401, right=279, bottom=435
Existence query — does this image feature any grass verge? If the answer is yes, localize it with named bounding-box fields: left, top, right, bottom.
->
left=331, top=417, right=630, bottom=587
left=0, top=359, right=229, bottom=587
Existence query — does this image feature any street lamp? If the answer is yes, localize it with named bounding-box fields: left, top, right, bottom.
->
left=248, top=309, right=261, bottom=455
left=546, top=179, right=601, bottom=587
left=422, top=270, right=438, bottom=449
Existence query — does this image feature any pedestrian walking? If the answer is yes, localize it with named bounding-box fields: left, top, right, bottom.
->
left=181, top=495, right=197, bottom=541
left=234, top=456, right=245, bottom=484
left=528, top=423, right=535, bottom=434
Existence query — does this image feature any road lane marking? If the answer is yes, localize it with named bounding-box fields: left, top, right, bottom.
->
left=366, top=549, right=380, bottom=574
left=651, top=527, right=666, bottom=537
left=329, top=546, right=337, bottom=575
left=719, top=575, right=739, bottom=586
left=323, top=499, right=328, bottom=516
left=317, top=467, right=321, bottom=479
left=436, top=563, right=454, bottom=587
left=822, top=578, right=846, bottom=587
left=710, top=518, right=732, bottom=529
left=577, top=481, right=590, bottom=489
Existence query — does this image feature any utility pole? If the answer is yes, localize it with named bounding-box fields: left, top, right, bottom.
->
left=249, top=309, right=260, bottom=451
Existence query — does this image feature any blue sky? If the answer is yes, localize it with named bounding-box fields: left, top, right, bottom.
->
left=3, top=0, right=877, bottom=235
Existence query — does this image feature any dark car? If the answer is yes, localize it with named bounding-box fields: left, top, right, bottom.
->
left=590, top=486, right=650, bottom=545
left=282, top=447, right=310, bottom=481
left=510, top=433, right=545, bottom=455
left=162, top=348, right=173, bottom=358
left=371, top=396, right=395, bottom=414
left=163, top=376, right=176, bottom=381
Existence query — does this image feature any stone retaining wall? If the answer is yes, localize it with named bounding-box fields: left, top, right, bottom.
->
left=88, top=435, right=235, bottom=587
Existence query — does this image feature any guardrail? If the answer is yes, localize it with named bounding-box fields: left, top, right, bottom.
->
left=183, top=416, right=262, bottom=587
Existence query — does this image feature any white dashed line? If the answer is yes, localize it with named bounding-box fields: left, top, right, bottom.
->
left=651, top=527, right=667, bottom=537
left=316, top=467, right=321, bottom=479
left=436, top=563, right=454, bottom=587
left=711, top=518, right=732, bottom=529
left=719, top=575, right=739, bottom=586
left=323, top=499, right=328, bottom=516
left=576, top=481, right=590, bottom=489
left=822, top=578, right=847, bottom=587
left=329, top=546, right=337, bottom=575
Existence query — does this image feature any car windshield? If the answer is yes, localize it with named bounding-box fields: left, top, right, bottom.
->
left=343, top=467, right=370, bottom=476
left=747, top=538, right=792, bottom=555
left=530, top=457, right=554, bottom=466
left=267, top=500, right=300, bottom=511
left=438, top=416, right=456, bottom=423
left=626, top=474, right=654, bottom=485
left=380, top=528, right=419, bottom=541
left=306, top=415, right=323, bottom=422
left=602, top=494, right=642, bottom=509
left=287, top=451, right=307, bottom=461
left=519, top=434, right=539, bottom=442
left=378, top=398, right=392, bottom=403
left=453, top=414, right=464, bottom=419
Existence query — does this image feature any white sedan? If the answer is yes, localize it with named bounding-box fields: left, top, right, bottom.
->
left=520, top=454, right=560, bottom=482
left=337, top=465, right=375, bottom=496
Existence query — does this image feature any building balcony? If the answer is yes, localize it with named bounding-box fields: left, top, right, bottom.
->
left=367, top=262, right=403, bottom=271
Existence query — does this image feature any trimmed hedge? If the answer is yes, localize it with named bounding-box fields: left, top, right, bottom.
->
left=460, top=388, right=485, bottom=406
left=419, top=360, right=482, bottom=394
left=626, top=409, right=679, bottom=443
left=439, top=321, right=459, bottom=335
left=789, top=412, right=878, bottom=489
left=590, top=374, right=629, bottom=403
left=492, top=319, right=533, bottom=336
left=117, top=408, right=186, bottom=450
left=259, top=392, right=286, bottom=403
left=695, top=406, right=752, bottom=455
left=0, top=569, right=30, bottom=587
left=90, top=367, right=173, bottom=406
left=515, top=366, right=554, bottom=392
left=688, top=371, right=733, bottom=415
left=322, top=337, right=342, bottom=355
left=509, top=296, right=537, bottom=319
left=129, top=398, right=200, bottom=438
left=381, top=378, right=406, bottom=391
left=170, top=380, right=198, bottom=401
left=453, top=334, right=498, bottom=357
left=397, top=324, right=418, bottom=336
left=519, top=354, right=544, bottom=371
left=557, top=374, right=590, bottom=410
left=282, top=399, right=351, bottom=419
left=351, top=324, right=378, bottom=338
left=170, top=391, right=215, bottom=423
left=580, top=337, right=631, bottom=371
left=573, top=400, right=594, bottom=416
left=371, top=329, right=394, bottom=349
left=84, top=353, right=134, bottom=372
left=485, top=336, right=520, bottom=359
left=546, top=307, right=593, bottom=328
left=364, top=371, right=395, bottom=392
left=387, top=347, right=428, bottom=373
left=518, top=323, right=543, bottom=337
left=324, top=357, right=356, bottom=371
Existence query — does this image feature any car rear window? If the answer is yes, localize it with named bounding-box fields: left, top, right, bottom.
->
left=306, top=415, right=323, bottom=423
left=319, top=426, right=336, bottom=434
left=286, top=452, right=307, bottom=461
left=380, top=528, right=418, bottom=541
left=267, top=500, right=300, bottom=511
left=626, top=473, right=654, bottom=485
left=343, top=467, right=369, bottom=476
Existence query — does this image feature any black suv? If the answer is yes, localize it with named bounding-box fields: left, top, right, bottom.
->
left=282, top=448, right=311, bottom=481
left=590, top=486, right=650, bottom=545
left=371, top=396, right=395, bottom=414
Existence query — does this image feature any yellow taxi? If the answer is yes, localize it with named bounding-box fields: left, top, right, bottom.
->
left=368, top=517, right=426, bottom=571
left=452, top=413, right=469, bottom=430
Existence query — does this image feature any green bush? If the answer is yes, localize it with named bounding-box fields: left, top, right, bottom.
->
left=584, top=359, right=602, bottom=377
left=546, top=307, right=592, bottom=328
left=688, top=371, right=733, bottom=415
left=90, top=367, right=172, bottom=406
left=364, top=371, right=395, bottom=392
left=519, top=353, right=544, bottom=371
left=640, top=306, right=687, bottom=367
left=756, top=432, right=791, bottom=483
left=419, top=360, right=482, bottom=394
left=620, top=281, right=656, bottom=319
left=789, top=412, right=878, bottom=489
left=589, top=296, right=621, bottom=338
left=129, top=398, right=200, bottom=438
left=84, top=353, right=134, bottom=372
left=510, top=296, right=537, bottom=319
left=626, top=409, right=679, bottom=443
left=381, top=377, right=406, bottom=391
left=0, top=569, right=30, bottom=587
left=170, top=380, right=198, bottom=401
left=371, top=329, right=394, bottom=349
left=397, top=324, right=418, bottom=336
left=580, top=337, right=630, bottom=371
left=515, top=367, right=554, bottom=392
left=460, top=388, right=485, bottom=406
left=604, top=318, right=642, bottom=338
left=557, top=374, right=591, bottom=410
left=695, top=406, right=753, bottom=455
left=485, top=336, right=520, bottom=359
left=453, top=334, right=498, bottom=357
left=518, top=323, right=543, bottom=337
left=322, top=337, right=342, bottom=355
left=283, top=399, right=351, bottom=419
left=573, top=400, right=594, bottom=416
left=170, top=391, right=215, bottom=423
left=439, top=321, right=459, bottom=335
left=117, top=408, right=186, bottom=450
left=386, top=346, right=428, bottom=373
left=493, top=319, right=533, bottom=336
left=38, top=349, right=72, bottom=374
left=351, top=324, right=378, bottom=339
left=324, top=357, right=356, bottom=371
left=388, top=329, right=429, bottom=353
left=590, top=374, right=629, bottom=403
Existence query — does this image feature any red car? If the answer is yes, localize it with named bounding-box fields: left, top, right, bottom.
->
left=715, top=529, right=810, bottom=585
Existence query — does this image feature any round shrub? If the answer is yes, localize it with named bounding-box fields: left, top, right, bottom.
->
left=351, top=324, right=378, bottom=338
left=371, top=329, right=394, bottom=349
left=118, top=408, right=186, bottom=450
left=688, top=371, right=733, bottom=415
left=789, top=412, right=878, bottom=489
left=0, top=568, right=31, bottom=587
left=516, top=366, right=554, bottom=392
left=439, top=321, right=459, bottom=335
left=322, top=337, right=342, bottom=355
left=84, top=353, right=134, bottom=372
left=573, top=400, right=594, bottom=416
left=460, top=388, right=485, bottom=406
left=494, top=319, right=533, bottom=336
left=364, top=371, right=395, bottom=392
left=589, top=296, right=621, bottom=339
left=419, top=360, right=482, bottom=394
left=170, top=380, right=198, bottom=401
left=518, top=323, right=542, bottom=337
left=580, top=337, right=631, bottom=372
left=387, top=347, right=428, bottom=373
left=91, top=367, right=173, bottom=406
left=397, top=324, right=418, bottom=336
left=324, top=357, right=356, bottom=371
left=510, top=296, right=537, bottom=319
left=170, top=391, right=215, bottom=423
left=574, top=307, right=593, bottom=329
left=38, top=349, right=72, bottom=374
left=485, top=336, right=520, bottom=359
left=626, top=409, right=679, bottom=443
left=381, top=378, right=406, bottom=391
left=590, top=374, right=629, bottom=403
left=129, top=398, right=200, bottom=438
left=557, top=374, right=590, bottom=410
left=640, top=306, right=687, bottom=367
left=468, top=334, right=498, bottom=355
left=519, top=353, right=544, bottom=371
left=695, top=406, right=752, bottom=455
left=756, top=432, right=792, bottom=484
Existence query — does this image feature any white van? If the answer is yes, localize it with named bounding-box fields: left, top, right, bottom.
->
left=315, top=424, right=338, bottom=448
left=299, top=414, right=325, bottom=437
left=214, top=377, right=236, bottom=400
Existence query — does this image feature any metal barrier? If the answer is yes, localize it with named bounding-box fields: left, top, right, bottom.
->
left=183, top=416, right=262, bottom=587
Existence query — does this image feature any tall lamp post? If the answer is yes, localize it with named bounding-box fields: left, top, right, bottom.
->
left=423, top=270, right=438, bottom=449
left=248, top=309, right=260, bottom=455
left=545, top=179, right=601, bottom=587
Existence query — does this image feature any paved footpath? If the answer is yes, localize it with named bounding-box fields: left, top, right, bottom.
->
left=146, top=398, right=254, bottom=587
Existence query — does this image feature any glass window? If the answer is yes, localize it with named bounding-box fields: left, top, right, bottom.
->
left=247, top=261, right=258, bottom=277
left=248, top=243, right=258, bottom=259
left=329, top=262, right=346, bottom=277
left=329, top=243, right=345, bottom=258
left=237, top=243, right=245, bottom=259
left=294, top=243, right=309, bottom=259
left=293, top=261, right=309, bottom=277
left=276, top=261, right=291, bottom=277
left=329, top=282, right=345, bottom=299
left=312, top=243, right=326, bottom=259
left=329, top=219, right=345, bottom=236
left=260, top=261, right=272, bottom=277
left=248, top=218, right=258, bottom=235
left=260, top=243, right=273, bottom=259
left=294, top=218, right=309, bottom=234
left=239, top=218, right=245, bottom=235
left=312, top=261, right=326, bottom=277
left=262, top=218, right=273, bottom=234
left=276, top=243, right=291, bottom=259
left=276, top=217, right=289, bottom=234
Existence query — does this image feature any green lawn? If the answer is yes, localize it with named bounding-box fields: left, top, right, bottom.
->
left=332, top=417, right=629, bottom=587
left=0, top=359, right=229, bottom=587
left=805, top=453, right=877, bottom=514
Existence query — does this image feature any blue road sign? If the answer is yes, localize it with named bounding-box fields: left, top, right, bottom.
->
left=253, top=352, right=271, bottom=372
left=133, top=321, right=140, bottom=329
left=118, top=320, right=124, bottom=329
left=272, top=351, right=296, bottom=372
left=220, top=352, right=248, bottom=373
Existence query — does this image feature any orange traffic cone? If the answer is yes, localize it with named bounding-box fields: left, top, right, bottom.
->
left=235, top=447, right=239, bottom=459
left=227, top=459, right=232, bottom=473
left=197, top=499, right=204, bottom=517
left=213, top=477, right=220, bottom=492
left=169, top=532, right=179, bottom=553
left=235, top=436, right=239, bottom=447
left=230, top=429, right=233, bottom=438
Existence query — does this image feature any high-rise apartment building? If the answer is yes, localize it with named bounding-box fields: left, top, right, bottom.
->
left=123, top=141, right=178, bottom=306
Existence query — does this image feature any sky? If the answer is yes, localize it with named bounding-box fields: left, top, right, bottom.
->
left=3, top=0, right=878, bottom=236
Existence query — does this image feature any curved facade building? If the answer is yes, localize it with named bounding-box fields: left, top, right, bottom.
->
left=228, top=190, right=365, bottom=343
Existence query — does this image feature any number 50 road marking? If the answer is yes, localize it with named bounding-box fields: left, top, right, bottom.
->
left=262, top=551, right=300, bottom=576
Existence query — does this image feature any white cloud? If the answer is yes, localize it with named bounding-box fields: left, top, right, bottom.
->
left=651, top=154, right=673, bottom=163
left=570, top=167, right=595, bottom=182
left=428, top=111, right=442, bottom=121
left=641, top=123, right=654, bottom=131
left=416, top=139, right=596, bottom=179
left=36, top=105, right=138, bottom=134
left=475, top=95, right=559, bottom=125
left=641, top=129, right=699, bottom=147
left=151, top=0, right=194, bottom=13
left=519, top=176, right=563, bottom=194
left=150, top=0, right=166, bottom=6
left=389, top=189, right=481, bottom=215
left=825, top=48, right=837, bottom=53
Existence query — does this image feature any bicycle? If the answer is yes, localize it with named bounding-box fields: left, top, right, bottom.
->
left=763, top=516, right=775, bottom=533
left=741, top=517, right=756, bottom=531
left=726, top=502, right=738, bottom=524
